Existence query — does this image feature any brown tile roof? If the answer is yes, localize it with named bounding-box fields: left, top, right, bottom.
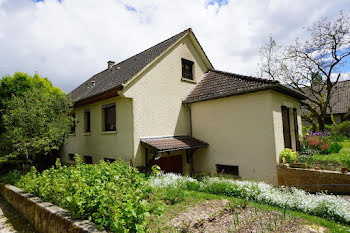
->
left=301, top=79, right=350, bottom=115
left=331, top=80, right=350, bottom=114
left=183, top=70, right=306, bottom=103
left=70, top=29, right=190, bottom=102
left=141, top=136, right=208, bottom=152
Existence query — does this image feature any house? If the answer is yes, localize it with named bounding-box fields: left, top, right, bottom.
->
left=60, top=28, right=305, bottom=184
left=301, top=80, right=350, bottom=126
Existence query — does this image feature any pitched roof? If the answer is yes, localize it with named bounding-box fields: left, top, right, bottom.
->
left=70, top=29, right=190, bottom=102
left=183, top=70, right=306, bottom=104
left=331, top=80, right=350, bottom=114
left=301, top=79, right=350, bottom=115
left=141, top=136, right=208, bottom=153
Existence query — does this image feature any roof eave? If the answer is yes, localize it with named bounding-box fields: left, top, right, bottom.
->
left=73, top=84, right=123, bottom=108
left=272, top=84, right=307, bottom=100
left=183, top=84, right=306, bottom=104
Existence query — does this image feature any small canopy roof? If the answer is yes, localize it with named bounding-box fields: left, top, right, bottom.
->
left=141, top=136, right=208, bottom=153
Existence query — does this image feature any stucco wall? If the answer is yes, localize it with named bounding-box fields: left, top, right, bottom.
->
left=191, top=90, right=301, bottom=184
left=122, top=35, right=209, bottom=167
left=60, top=96, right=133, bottom=164
left=271, top=91, right=302, bottom=163
left=191, top=91, right=278, bottom=183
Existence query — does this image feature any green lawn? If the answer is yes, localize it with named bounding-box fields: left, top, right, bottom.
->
left=301, top=140, right=350, bottom=170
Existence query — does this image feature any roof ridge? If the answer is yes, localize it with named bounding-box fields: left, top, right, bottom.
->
left=210, top=69, right=279, bottom=84
left=113, top=28, right=191, bottom=68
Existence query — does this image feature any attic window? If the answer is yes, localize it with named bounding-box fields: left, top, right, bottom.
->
left=182, top=58, right=194, bottom=80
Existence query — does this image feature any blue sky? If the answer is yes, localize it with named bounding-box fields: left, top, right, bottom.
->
left=0, top=0, right=349, bottom=92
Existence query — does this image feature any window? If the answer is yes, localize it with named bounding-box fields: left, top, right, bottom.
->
left=293, top=108, right=300, bottom=151
left=102, top=103, right=116, bottom=131
left=216, top=164, right=239, bottom=176
left=84, top=110, right=91, bottom=133
left=104, top=158, right=115, bottom=163
left=70, top=113, right=76, bottom=134
left=182, top=58, right=194, bottom=80
left=68, top=153, right=74, bottom=161
left=83, top=155, right=92, bottom=164
left=281, top=106, right=292, bottom=149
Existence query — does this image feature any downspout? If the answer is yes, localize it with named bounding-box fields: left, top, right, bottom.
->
left=185, top=103, right=194, bottom=174
left=185, top=103, right=192, bottom=137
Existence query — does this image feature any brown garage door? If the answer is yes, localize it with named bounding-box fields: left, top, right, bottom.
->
left=149, top=154, right=183, bottom=174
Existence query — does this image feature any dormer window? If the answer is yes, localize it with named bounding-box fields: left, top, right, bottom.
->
left=182, top=58, right=194, bottom=80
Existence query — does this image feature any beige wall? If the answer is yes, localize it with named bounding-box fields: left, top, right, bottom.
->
left=191, top=90, right=301, bottom=184
left=60, top=96, right=134, bottom=164
left=121, top=35, right=209, bottom=167
left=271, top=91, right=302, bottom=164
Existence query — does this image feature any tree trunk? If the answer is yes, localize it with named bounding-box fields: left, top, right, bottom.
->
left=318, top=117, right=325, bottom=132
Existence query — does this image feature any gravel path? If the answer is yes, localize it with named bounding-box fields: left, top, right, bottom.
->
left=0, top=195, right=38, bottom=233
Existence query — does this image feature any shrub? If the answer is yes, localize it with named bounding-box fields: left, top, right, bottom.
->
left=14, top=157, right=162, bottom=232
left=301, top=131, right=342, bottom=155
left=333, top=121, right=350, bottom=138
left=0, top=169, right=22, bottom=184
left=326, top=142, right=343, bottom=154
left=150, top=174, right=350, bottom=224
left=279, top=149, right=297, bottom=163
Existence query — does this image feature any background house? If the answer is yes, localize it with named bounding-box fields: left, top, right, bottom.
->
left=302, top=80, right=350, bottom=127
left=60, top=28, right=305, bottom=184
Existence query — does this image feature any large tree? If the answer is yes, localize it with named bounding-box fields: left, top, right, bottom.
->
left=258, top=11, right=350, bottom=131
left=0, top=72, right=73, bottom=160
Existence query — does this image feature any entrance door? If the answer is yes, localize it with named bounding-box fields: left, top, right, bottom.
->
left=281, top=106, right=292, bottom=149
left=149, top=154, right=183, bottom=174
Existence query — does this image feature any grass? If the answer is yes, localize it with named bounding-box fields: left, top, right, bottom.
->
left=150, top=191, right=350, bottom=232
left=301, top=140, right=350, bottom=170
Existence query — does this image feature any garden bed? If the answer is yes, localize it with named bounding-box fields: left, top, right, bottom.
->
left=299, top=140, right=350, bottom=171
left=150, top=173, right=350, bottom=224
left=150, top=191, right=348, bottom=233
left=0, top=183, right=105, bottom=233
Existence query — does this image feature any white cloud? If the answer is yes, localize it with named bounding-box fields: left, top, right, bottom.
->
left=0, top=0, right=349, bottom=92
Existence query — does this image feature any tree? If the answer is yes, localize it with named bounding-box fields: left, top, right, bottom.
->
left=0, top=72, right=58, bottom=133
left=0, top=73, right=73, bottom=161
left=258, top=11, right=350, bottom=131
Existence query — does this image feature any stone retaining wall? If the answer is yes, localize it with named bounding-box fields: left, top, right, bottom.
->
left=0, top=183, right=107, bottom=233
left=277, top=167, right=350, bottom=194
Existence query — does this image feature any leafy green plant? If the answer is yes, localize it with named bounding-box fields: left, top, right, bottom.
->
left=0, top=169, right=22, bottom=184
left=333, top=121, right=350, bottom=138
left=0, top=73, right=74, bottom=160
left=14, top=157, right=163, bottom=232
left=279, top=149, right=297, bottom=164
left=155, top=185, right=185, bottom=205
left=326, top=142, right=343, bottom=154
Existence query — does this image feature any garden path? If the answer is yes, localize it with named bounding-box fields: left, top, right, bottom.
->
left=0, top=195, right=38, bottom=233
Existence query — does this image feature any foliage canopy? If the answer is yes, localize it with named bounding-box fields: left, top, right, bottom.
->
left=0, top=72, right=73, bottom=158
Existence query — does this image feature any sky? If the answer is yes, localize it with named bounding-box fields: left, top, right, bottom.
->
left=0, top=0, right=350, bottom=93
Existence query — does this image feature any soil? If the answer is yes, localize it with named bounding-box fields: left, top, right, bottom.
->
left=166, top=200, right=327, bottom=233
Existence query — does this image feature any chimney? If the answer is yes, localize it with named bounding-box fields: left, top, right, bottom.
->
left=107, top=61, right=115, bottom=69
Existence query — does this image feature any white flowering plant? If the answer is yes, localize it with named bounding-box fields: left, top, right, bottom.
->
left=150, top=173, right=350, bottom=224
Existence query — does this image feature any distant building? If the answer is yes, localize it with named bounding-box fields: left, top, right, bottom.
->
left=302, top=80, right=350, bottom=126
